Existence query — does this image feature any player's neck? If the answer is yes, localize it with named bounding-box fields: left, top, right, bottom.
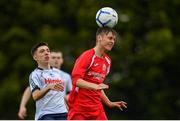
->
left=93, top=46, right=105, bottom=57
left=38, top=63, right=51, bottom=70
left=54, top=67, right=61, bottom=70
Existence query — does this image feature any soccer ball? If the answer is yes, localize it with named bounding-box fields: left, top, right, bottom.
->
left=96, top=7, right=118, bottom=28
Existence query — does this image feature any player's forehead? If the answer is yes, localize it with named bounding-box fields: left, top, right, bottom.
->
left=50, top=52, right=62, bottom=57
left=106, top=31, right=115, bottom=36
left=37, top=45, right=49, bottom=52
left=104, top=31, right=116, bottom=39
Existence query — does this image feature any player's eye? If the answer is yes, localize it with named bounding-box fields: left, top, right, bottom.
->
left=39, top=49, right=45, bottom=53
left=47, top=49, right=50, bottom=53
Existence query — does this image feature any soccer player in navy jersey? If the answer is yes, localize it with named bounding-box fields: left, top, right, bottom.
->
left=18, top=50, right=72, bottom=119
left=68, top=27, right=127, bottom=120
left=28, top=42, right=68, bottom=120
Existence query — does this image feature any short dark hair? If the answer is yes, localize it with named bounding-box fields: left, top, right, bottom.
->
left=31, top=42, right=49, bottom=56
left=96, top=27, right=117, bottom=38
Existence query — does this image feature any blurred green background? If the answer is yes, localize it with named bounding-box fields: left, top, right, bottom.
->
left=0, top=0, right=180, bottom=119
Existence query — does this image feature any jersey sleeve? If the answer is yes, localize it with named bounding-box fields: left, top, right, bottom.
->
left=29, top=72, right=40, bottom=92
left=105, top=55, right=112, bottom=75
left=71, top=50, right=94, bottom=86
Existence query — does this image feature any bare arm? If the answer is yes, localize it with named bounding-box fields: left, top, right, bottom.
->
left=18, top=86, right=31, bottom=119
left=101, top=90, right=127, bottom=110
left=101, top=90, right=111, bottom=107
left=76, top=78, right=109, bottom=90
left=64, top=94, right=69, bottom=110
left=32, top=83, right=64, bottom=101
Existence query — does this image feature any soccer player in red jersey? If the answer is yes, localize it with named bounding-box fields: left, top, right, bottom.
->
left=68, top=27, right=127, bottom=120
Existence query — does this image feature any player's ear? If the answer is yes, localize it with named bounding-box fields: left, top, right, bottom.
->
left=33, top=55, right=37, bottom=61
left=97, top=35, right=102, bottom=42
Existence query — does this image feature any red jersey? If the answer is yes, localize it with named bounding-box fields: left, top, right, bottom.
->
left=68, top=48, right=111, bottom=119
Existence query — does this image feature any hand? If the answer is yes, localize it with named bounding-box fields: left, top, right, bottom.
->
left=97, top=83, right=109, bottom=90
left=108, top=101, right=127, bottom=111
left=18, top=106, right=27, bottom=119
left=48, top=83, right=64, bottom=91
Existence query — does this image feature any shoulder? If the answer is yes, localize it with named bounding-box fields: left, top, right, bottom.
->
left=29, top=68, right=43, bottom=83
left=104, top=54, right=111, bottom=65
left=60, top=70, right=70, bottom=76
left=51, top=67, right=63, bottom=75
left=60, top=70, right=71, bottom=78
left=52, top=67, right=60, bottom=72
left=78, top=49, right=95, bottom=60
left=30, top=68, right=42, bottom=77
left=54, top=68, right=70, bottom=77
left=80, top=49, right=94, bottom=57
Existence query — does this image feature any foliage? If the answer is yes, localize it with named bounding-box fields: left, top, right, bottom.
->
left=0, top=0, right=180, bottom=119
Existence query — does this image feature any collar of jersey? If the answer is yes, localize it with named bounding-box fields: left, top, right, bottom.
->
left=37, top=66, right=53, bottom=70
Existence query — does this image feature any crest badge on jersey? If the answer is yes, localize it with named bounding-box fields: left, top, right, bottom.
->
left=49, top=73, right=54, bottom=77
left=102, top=64, right=106, bottom=71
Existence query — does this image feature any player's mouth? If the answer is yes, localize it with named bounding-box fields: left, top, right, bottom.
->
left=108, top=43, right=114, bottom=48
left=45, top=56, right=49, bottom=60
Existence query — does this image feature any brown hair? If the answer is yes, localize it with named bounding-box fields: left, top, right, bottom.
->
left=96, top=27, right=117, bottom=39
left=31, top=42, right=49, bottom=56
